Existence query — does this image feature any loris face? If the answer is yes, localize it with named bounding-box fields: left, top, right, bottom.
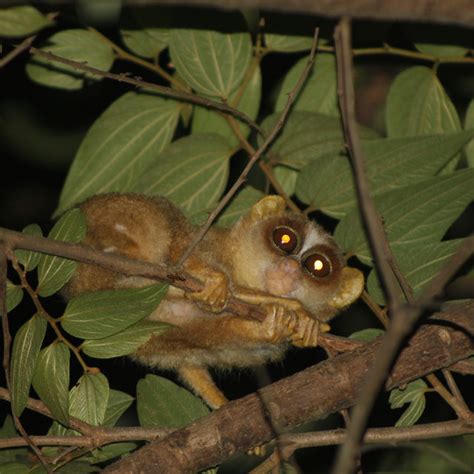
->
left=229, top=196, right=364, bottom=321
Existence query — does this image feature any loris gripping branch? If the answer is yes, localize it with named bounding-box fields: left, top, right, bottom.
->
left=65, top=193, right=364, bottom=408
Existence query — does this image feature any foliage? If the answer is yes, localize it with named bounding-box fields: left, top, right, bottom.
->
left=0, top=3, right=472, bottom=473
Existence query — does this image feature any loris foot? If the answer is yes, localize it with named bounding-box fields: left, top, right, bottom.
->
left=187, top=271, right=229, bottom=313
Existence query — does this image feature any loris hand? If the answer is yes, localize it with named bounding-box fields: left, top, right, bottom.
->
left=187, top=269, right=230, bottom=313
left=290, top=309, right=330, bottom=348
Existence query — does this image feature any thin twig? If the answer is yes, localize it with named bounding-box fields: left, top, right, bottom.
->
left=176, top=28, right=320, bottom=267
left=251, top=419, right=474, bottom=474
left=29, top=46, right=264, bottom=137
left=0, top=12, right=57, bottom=69
left=0, top=386, right=171, bottom=444
left=0, top=246, right=52, bottom=472
left=332, top=17, right=474, bottom=474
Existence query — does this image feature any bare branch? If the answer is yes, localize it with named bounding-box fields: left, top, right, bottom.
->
left=103, top=303, right=474, bottom=473
left=251, top=419, right=474, bottom=474
left=29, top=47, right=264, bottom=137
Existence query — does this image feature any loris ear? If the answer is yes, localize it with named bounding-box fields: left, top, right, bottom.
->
left=249, top=195, right=286, bottom=221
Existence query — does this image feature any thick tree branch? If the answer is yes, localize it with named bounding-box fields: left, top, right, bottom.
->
left=104, top=302, right=474, bottom=473
left=115, top=0, right=474, bottom=27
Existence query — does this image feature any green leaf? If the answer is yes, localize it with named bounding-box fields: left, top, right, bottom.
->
left=261, top=111, right=377, bottom=170
left=120, top=7, right=171, bottom=58
left=386, top=66, right=461, bottom=138
left=135, top=134, right=233, bottom=219
left=296, top=131, right=474, bottom=218
left=6, top=280, right=23, bottom=312
left=137, top=374, right=210, bottom=429
left=389, top=379, right=428, bottom=427
left=0, top=6, right=53, bottom=38
left=14, top=223, right=43, bottom=271
left=265, top=33, right=314, bottom=53
left=273, top=166, right=298, bottom=197
left=349, top=328, right=384, bottom=342
left=10, top=314, right=47, bottom=417
left=334, top=169, right=474, bottom=264
left=275, top=53, right=338, bottom=117
left=26, top=29, right=114, bottom=90
left=367, top=240, right=467, bottom=305
left=169, top=25, right=252, bottom=98
left=192, top=64, right=261, bottom=147
left=56, top=92, right=181, bottom=215
left=69, top=372, right=109, bottom=426
left=103, top=390, right=134, bottom=427
left=216, top=186, right=264, bottom=227
left=88, top=442, right=137, bottom=464
left=464, top=99, right=474, bottom=167
left=0, top=416, right=29, bottom=464
left=81, top=319, right=170, bottom=358
left=0, top=463, right=30, bottom=474
left=32, top=342, right=70, bottom=425
left=414, top=43, right=468, bottom=57
left=62, top=284, right=168, bottom=340
left=37, top=209, right=86, bottom=297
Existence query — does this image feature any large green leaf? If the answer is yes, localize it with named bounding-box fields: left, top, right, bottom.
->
left=464, top=99, right=474, bottom=167
left=103, top=390, right=134, bottom=427
left=14, top=223, right=42, bottom=271
left=0, top=6, right=53, bottom=38
left=69, top=372, right=109, bottom=427
left=10, top=314, right=47, bottom=417
left=135, top=134, right=233, bottom=219
left=367, top=240, right=466, bottom=305
left=216, top=186, right=265, bottom=227
left=81, top=319, right=170, bottom=358
left=56, top=92, right=181, bottom=215
left=6, top=280, right=23, bottom=312
left=296, top=131, right=474, bottom=218
left=137, top=374, right=209, bottom=429
left=62, top=284, right=168, bottom=340
left=32, top=342, right=70, bottom=425
left=192, top=64, right=261, bottom=147
left=37, top=209, right=86, bottom=297
left=275, top=53, right=338, bottom=117
left=26, top=29, right=114, bottom=90
left=389, top=379, right=428, bottom=427
left=386, top=66, right=461, bottom=138
left=334, top=169, right=474, bottom=264
left=169, top=25, right=252, bottom=98
left=261, top=111, right=377, bottom=170
left=273, top=166, right=299, bottom=197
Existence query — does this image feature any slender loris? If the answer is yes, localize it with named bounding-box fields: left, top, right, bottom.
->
left=65, top=193, right=364, bottom=408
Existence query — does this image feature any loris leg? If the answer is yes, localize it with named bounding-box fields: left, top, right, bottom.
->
left=178, top=366, right=228, bottom=409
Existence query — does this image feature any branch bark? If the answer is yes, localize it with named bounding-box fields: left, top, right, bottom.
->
left=104, top=302, right=474, bottom=473
left=118, top=0, right=474, bottom=28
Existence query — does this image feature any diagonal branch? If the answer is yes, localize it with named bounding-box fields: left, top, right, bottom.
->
left=103, top=302, right=474, bottom=473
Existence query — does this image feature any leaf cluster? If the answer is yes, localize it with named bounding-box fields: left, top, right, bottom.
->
left=0, top=4, right=473, bottom=473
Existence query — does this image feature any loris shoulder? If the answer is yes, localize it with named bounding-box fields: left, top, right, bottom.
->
left=66, top=193, right=364, bottom=408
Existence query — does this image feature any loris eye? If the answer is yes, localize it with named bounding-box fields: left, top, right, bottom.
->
left=272, top=226, right=298, bottom=254
left=303, top=253, right=331, bottom=278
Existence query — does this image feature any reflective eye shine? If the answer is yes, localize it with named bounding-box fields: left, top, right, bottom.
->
left=303, top=253, right=331, bottom=278
left=272, top=226, right=298, bottom=254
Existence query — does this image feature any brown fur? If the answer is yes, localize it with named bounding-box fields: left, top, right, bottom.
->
left=66, top=193, right=364, bottom=408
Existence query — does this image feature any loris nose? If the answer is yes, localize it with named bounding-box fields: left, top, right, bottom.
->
left=281, top=257, right=300, bottom=275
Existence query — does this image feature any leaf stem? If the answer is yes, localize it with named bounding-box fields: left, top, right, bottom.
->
left=87, top=27, right=185, bottom=90
left=9, top=254, right=92, bottom=373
